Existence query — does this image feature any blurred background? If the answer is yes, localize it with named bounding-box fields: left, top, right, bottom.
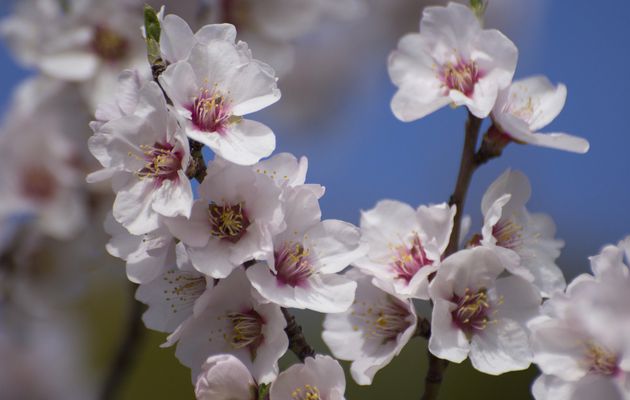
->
left=0, top=0, right=628, bottom=399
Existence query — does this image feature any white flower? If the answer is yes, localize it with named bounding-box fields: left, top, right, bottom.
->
left=428, top=247, right=541, bottom=375
left=355, top=200, right=455, bottom=300
left=269, top=355, right=347, bottom=400
left=0, top=78, right=87, bottom=239
left=135, top=243, right=215, bottom=333
left=195, top=354, right=257, bottom=400
left=388, top=2, right=518, bottom=121
left=530, top=238, right=630, bottom=400
left=89, top=69, right=144, bottom=132
left=164, top=268, right=288, bottom=384
left=104, top=212, right=175, bottom=284
left=491, top=76, right=589, bottom=153
left=0, top=0, right=149, bottom=110
left=88, top=80, right=193, bottom=235
left=246, top=188, right=364, bottom=313
left=159, top=37, right=280, bottom=165
left=322, top=269, right=417, bottom=385
left=165, top=159, right=284, bottom=279
left=475, top=169, right=565, bottom=297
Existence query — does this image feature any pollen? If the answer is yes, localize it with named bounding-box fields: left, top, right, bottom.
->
left=451, top=287, right=494, bottom=336
left=208, top=202, right=250, bottom=243
left=439, top=57, right=482, bottom=97
left=291, top=384, right=321, bottom=400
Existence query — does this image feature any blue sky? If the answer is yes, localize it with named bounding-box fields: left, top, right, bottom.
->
left=0, top=1, right=628, bottom=277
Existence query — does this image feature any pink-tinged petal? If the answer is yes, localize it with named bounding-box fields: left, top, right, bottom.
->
left=160, top=14, right=195, bottom=63
left=158, top=61, right=198, bottom=114
left=188, top=240, right=236, bottom=279
left=211, top=119, right=276, bottom=166
left=515, top=131, right=589, bottom=154
left=469, top=319, right=532, bottom=375
left=429, top=298, right=470, bottom=363
left=195, top=23, right=237, bottom=44
left=481, top=169, right=531, bottom=218
left=531, top=320, right=588, bottom=380
left=306, top=219, right=365, bottom=274
left=195, top=354, right=256, bottom=400
left=294, top=274, right=357, bottom=313
left=416, top=202, right=455, bottom=259
left=420, top=3, right=480, bottom=51
left=387, top=33, right=435, bottom=87
left=246, top=262, right=302, bottom=308
left=187, top=40, right=243, bottom=89
left=471, top=29, right=518, bottom=90
left=151, top=173, right=193, bottom=219
left=391, top=80, right=450, bottom=122
left=228, top=61, right=281, bottom=116
left=113, top=179, right=160, bottom=235
left=164, top=201, right=211, bottom=247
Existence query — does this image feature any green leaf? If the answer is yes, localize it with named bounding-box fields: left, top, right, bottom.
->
left=143, top=5, right=162, bottom=65
left=257, top=383, right=270, bottom=400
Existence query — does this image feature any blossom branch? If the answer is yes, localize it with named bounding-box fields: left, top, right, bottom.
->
left=99, top=282, right=145, bottom=400
left=281, top=308, right=316, bottom=362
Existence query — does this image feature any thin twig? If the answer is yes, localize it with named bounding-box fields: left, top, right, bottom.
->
left=281, top=308, right=316, bottom=362
left=99, top=282, right=144, bottom=400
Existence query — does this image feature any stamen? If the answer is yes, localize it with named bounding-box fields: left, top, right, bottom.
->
left=191, top=88, right=242, bottom=134
left=162, top=270, right=205, bottom=314
left=584, top=342, right=619, bottom=376
left=451, top=288, right=494, bottom=336
left=352, top=295, right=412, bottom=343
left=439, top=58, right=482, bottom=97
left=135, top=142, right=183, bottom=184
left=208, top=202, right=250, bottom=243
left=390, top=234, right=433, bottom=283
left=222, top=309, right=264, bottom=355
left=275, top=242, right=313, bottom=287
left=291, top=384, right=321, bottom=400
left=492, top=218, right=523, bottom=250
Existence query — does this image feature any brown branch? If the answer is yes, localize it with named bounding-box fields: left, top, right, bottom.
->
left=185, top=139, right=207, bottom=183
left=281, top=308, right=316, bottom=362
left=419, top=115, right=508, bottom=400
left=414, top=316, right=432, bottom=339
left=99, top=282, right=145, bottom=400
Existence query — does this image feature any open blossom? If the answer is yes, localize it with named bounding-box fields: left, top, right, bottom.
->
left=159, top=36, right=280, bottom=165
left=322, top=269, right=417, bottom=385
left=246, top=188, right=364, bottom=313
left=530, top=238, right=630, bottom=400
left=0, top=0, right=149, bottom=109
left=491, top=76, right=589, bottom=153
left=88, top=80, right=192, bottom=235
left=254, top=152, right=325, bottom=199
left=89, top=69, right=144, bottom=131
left=165, top=268, right=288, bottom=384
left=165, top=159, right=284, bottom=279
left=269, top=355, right=347, bottom=400
left=136, top=243, right=214, bottom=333
left=194, top=353, right=347, bottom=400
left=0, top=78, right=87, bottom=239
left=473, top=169, right=565, bottom=297
left=355, top=200, right=455, bottom=299
left=388, top=2, right=517, bottom=121
left=104, top=212, right=175, bottom=284
left=428, top=247, right=541, bottom=375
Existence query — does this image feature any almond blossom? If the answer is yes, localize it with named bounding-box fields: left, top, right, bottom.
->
left=159, top=37, right=280, bottom=165
left=165, top=159, right=284, bottom=279
left=473, top=169, right=565, bottom=297
left=530, top=238, right=630, bottom=400
left=269, top=355, right=347, bottom=400
left=322, top=269, right=418, bottom=385
left=355, top=200, right=455, bottom=300
left=87, top=80, right=192, bottom=235
left=165, top=268, right=288, bottom=384
left=0, top=78, right=87, bottom=240
left=388, top=2, right=518, bottom=121
left=428, top=247, right=541, bottom=375
left=195, top=354, right=257, bottom=400
left=491, top=75, right=589, bottom=153
left=246, top=188, right=364, bottom=313
left=0, top=0, right=149, bottom=110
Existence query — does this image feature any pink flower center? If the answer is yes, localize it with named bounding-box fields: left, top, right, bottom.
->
left=137, top=142, right=183, bottom=185
left=352, top=295, right=412, bottom=343
left=21, top=166, right=57, bottom=202
left=451, top=288, right=496, bottom=336
left=208, top=202, right=250, bottom=243
left=585, top=342, right=620, bottom=376
left=492, top=218, right=523, bottom=250
left=91, top=26, right=128, bottom=62
left=440, top=58, right=482, bottom=97
left=275, top=242, right=313, bottom=287
left=191, top=89, right=240, bottom=134
left=391, top=235, right=433, bottom=283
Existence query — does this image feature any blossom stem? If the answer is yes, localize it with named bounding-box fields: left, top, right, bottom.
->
left=99, top=281, right=145, bottom=400
left=421, top=111, right=502, bottom=400
left=281, top=308, right=316, bottom=362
